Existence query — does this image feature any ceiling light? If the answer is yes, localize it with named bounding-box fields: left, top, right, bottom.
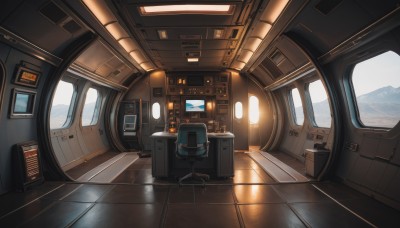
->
left=130, top=51, right=145, bottom=64
left=244, top=38, right=263, bottom=52
left=260, top=0, right=289, bottom=23
left=252, top=22, right=272, bottom=39
left=139, top=4, right=235, bottom=15
left=140, top=62, right=155, bottom=71
left=118, top=38, right=137, bottom=52
left=83, top=0, right=117, bottom=25
left=213, top=29, right=224, bottom=39
left=187, top=57, right=199, bottom=62
left=238, top=50, right=254, bottom=63
left=232, top=61, right=245, bottom=70
left=157, top=30, right=168, bottom=39
left=105, top=22, right=129, bottom=40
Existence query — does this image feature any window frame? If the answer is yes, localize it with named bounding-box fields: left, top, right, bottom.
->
left=347, top=50, right=400, bottom=129
left=288, top=87, right=304, bottom=126
left=50, top=79, right=78, bottom=129
left=81, top=87, right=102, bottom=127
left=305, top=79, right=332, bottom=129
left=234, top=101, right=243, bottom=119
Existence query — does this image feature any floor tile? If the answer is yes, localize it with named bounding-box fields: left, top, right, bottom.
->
left=164, top=204, right=240, bottom=228
left=21, top=201, right=93, bottom=228
left=61, top=184, right=113, bottom=202
left=233, top=169, right=265, bottom=183
left=273, top=184, right=330, bottom=203
left=0, top=182, right=62, bottom=217
left=194, top=185, right=234, bottom=204
left=168, top=186, right=194, bottom=204
left=234, top=185, right=285, bottom=204
left=0, top=199, right=54, bottom=227
left=290, top=201, right=371, bottom=227
left=240, top=204, right=306, bottom=228
left=41, top=183, right=82, bottom=200
left=98, top=185, right=168, bottom=204
left=72, top=203, right=163, bottom=228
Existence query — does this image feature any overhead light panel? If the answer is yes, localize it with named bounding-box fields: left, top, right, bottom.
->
left=187, top=57, right=199, bottom=62
left=261, top=0, right=289, bottom=23
left=83, top=0, right=117, bottom=25
left=238, top=50, right=254, bottom=63
left=139, top=4, right=235, bottom=15
left=157, top=30, right=168, bottom=39
left=213, top=29, right=224, bottom=39
left=140, top=62, right=155, bottom=71
left=105, top=22, right=129, bottom=40
left=130, top=51, right=145, bottom=64
left=252, top=22, right=272, bottom=39
left=118, top=38, right=137, bottom=52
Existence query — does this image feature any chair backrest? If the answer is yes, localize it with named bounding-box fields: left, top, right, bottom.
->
left=176, top=123, right=209, bottom=158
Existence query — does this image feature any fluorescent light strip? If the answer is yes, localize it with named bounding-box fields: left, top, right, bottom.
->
left=157, top=30, right=168, bottom=39
left=140, top=4, right=234, bottom=15
left=187, top=57, right=199, bottom=62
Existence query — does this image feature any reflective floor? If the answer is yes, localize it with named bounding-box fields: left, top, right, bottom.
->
left=0, top=181, right=399, bottom=227
left=2, top=152, right=399, bottom=227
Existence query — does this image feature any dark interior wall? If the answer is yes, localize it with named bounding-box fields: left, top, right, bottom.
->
left=0, top=42, right=51, bottom=194
left=231, top=71, right=248, bottom=150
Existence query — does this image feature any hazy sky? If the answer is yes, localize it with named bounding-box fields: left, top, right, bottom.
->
left=352, top=51, right=400, bottom=96
left=52, top=81, right=98, bottom=106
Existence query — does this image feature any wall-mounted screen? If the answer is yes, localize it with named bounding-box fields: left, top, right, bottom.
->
left=185, top=99, right=205, bottom=112
left=9, top=88, right=36, bottom=118
left=123, top=114, right=137, bottom=131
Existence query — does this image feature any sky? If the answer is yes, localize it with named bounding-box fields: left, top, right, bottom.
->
left=52, top=81, right=98, bottom=106
left=352, top=51, right=400, bottom=96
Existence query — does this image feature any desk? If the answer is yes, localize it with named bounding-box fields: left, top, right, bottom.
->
left=151, top=132, right=235, bottom=178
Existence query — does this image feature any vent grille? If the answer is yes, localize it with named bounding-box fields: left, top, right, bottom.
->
left=180, top=35, right=202, bottom=40
left=231, top=29, right=239, bottom=39
left=185, top=51, right=201, bottom=57
left=181, top=41, right=201, bottom=49
left=261, top=57, right=282, bottom=79
left=39, top=2, right=68, bottom=24
left=270, top=49, right=285, bottom=65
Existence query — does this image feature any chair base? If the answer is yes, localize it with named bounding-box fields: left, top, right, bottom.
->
left=178, top=171, right=210, bottom=185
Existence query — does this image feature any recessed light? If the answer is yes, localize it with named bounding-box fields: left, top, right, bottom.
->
left=139, top=4, right=235, bottom=16
left=213, top=29, right=224, bottom=39
left=157, top=30, right=168, bottom=39
left=187, top=57, right=199, bottom=62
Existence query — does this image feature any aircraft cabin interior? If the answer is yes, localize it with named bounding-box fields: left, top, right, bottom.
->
left=0, top=0, right=400, bottom=227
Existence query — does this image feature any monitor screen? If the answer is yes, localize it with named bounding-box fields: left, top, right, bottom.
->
left=11, top=89, right=36, bottom=117
left=123, top=114, right=137, bottom=131
left=185, top=99, right=205, bottom=112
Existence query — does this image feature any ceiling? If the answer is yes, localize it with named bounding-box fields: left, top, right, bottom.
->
left=111, top=0, right=260, bottom=71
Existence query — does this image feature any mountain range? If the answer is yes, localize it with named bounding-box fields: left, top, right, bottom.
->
left=297, top=86, right=400, bottom=128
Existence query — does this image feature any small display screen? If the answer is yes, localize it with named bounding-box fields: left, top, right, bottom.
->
left=185, top=99, right=205, bottom=112
left=14, top=92, right=34, bottom=113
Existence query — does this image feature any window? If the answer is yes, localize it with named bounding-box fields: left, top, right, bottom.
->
left=249, top=96, right=259, bottom=124
left=308, top=80, right=331, bottom=128
left=290, top=88, right=304, bottom=125
left=152, top=102, right=161, bottom=119
left=234, top=101, right=243, bottom=119
left=50, top=80, right=76, bottom=129
left=82, top=88, right=101, bottom=126
left=351, top=51, right=400, bottom=128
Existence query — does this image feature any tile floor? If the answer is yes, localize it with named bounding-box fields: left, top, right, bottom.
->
left=1, top=152, right=399, bottom=227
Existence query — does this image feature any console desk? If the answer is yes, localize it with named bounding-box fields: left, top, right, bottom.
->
left=151, top=132, right=234, bottom=178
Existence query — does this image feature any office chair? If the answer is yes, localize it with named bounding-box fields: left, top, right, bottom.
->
left=176, top=123, right=210, bottom=185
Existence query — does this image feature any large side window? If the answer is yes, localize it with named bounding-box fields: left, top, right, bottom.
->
left=308, top=80, right=331, bottom=128
left=289, top=88, right=304, bottom=125
left=50, top=80, right=76, bottom=129
left=351, top=51, right=400, bottom=128
left=82, top=88, right=101, bottom=126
